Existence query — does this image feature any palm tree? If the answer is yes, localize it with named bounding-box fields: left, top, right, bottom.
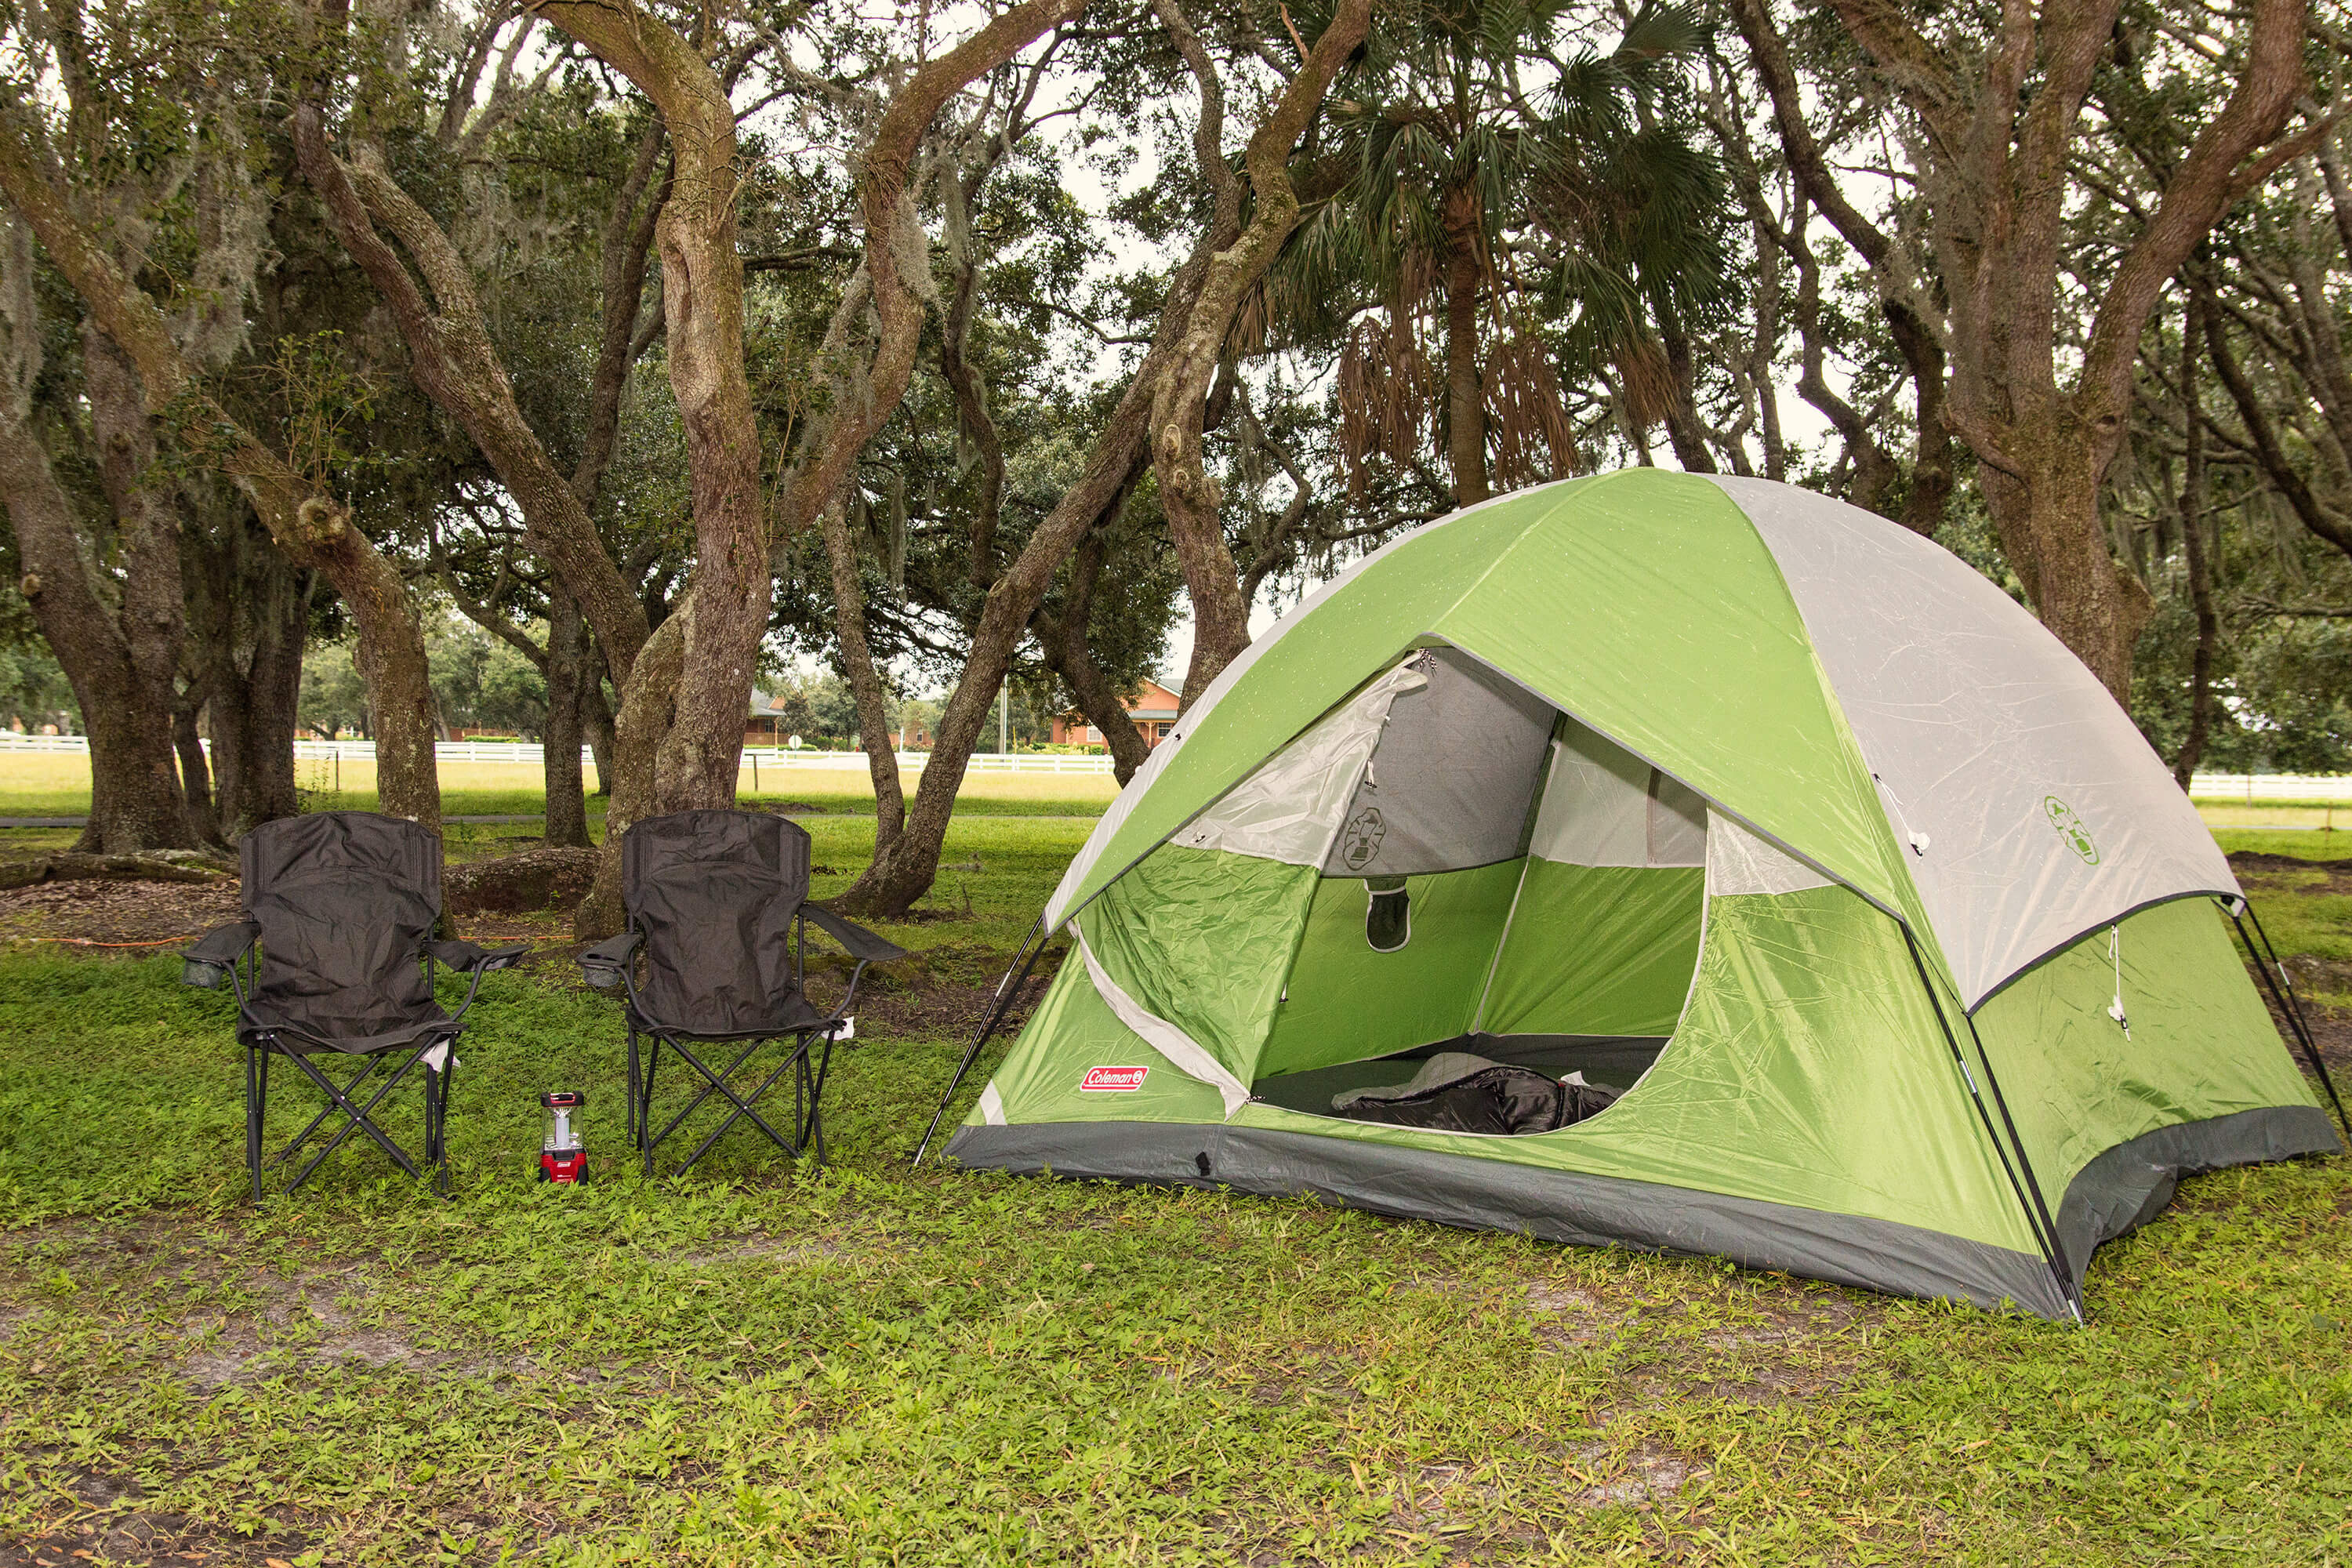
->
left=1275, top=0, right=1728, bottom=505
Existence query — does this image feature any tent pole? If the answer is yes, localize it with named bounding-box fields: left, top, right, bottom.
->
left=913, top=914, right=1047, bottom=1166
left=1954, top=1005, right=2080, bottom=1323
left=1900, top=924, right=2080, bottom=1321
left=2227, top=899, right=2350, bottom=1143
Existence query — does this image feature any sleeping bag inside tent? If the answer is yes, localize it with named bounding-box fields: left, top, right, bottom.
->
left=941, top=470, right=2346, bottom=1319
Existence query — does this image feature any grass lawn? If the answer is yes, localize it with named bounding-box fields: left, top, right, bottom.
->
left=1, top=794, right=2348, bottom=1563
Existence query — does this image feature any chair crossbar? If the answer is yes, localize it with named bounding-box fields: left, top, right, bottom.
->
left=249, top=1035, right=454, bottom=1199
left=673, top=1040, right=811, bottom=1173
left=270, top=1054, right=382, bottom=1167
left=633, top=1026, right=833, bottom=1178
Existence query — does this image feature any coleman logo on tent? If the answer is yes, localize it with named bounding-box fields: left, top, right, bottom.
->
left=2044, top=796, right=2101, bottom=866
left=1339, top=807, right=1387, bottom=869
left=1080, top=1065, right=1149, bottom=1092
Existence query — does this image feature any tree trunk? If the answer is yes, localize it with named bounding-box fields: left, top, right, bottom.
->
left=574, top=603, right=688, bottom=939
left=581, top=647, right=615, bottom=797
left=515, top=16, right=764, bottom=825
left=819, top=490, right=908, bottom=855
left=293, top=122, right=652, bottom=683
left=837, top=386, right=1163, bottom=917
left=1152, top=0, right=1374, bottom=706
left=543, top=583, right=592, bottom=849
left=337, top=539, right=440, bottom=827
left=2176, top=283, right=2220, bottom=788
left=1801, top=0, right=2308, bottom=694
left=209, top=527, right=308, bottom=837
left=1981, top=426, right=2154, bottom=704
left=1885, top=303, right=1954, bottom=537
left=833, top=0, right=1366, bottom=918
left=0, top=101, right=440, bottom=829
left=0, top=409, right=195, bottom=853
left=1442, top=188, right=1490, bottom=506
left=942, top=162, right=1008, bottom=596
left=172, top=697, right=216, bottom=844
left=1657, top=324, right=1720, bottom=474
left=82, top=327, right=198, bottom=844
left=1037, top=529, right=1152, bottom=784
left=292, top=87, right=670, bottom=881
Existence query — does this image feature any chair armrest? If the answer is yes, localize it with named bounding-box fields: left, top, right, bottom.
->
left=801, top=905, right=909, bottom=964
left=429, top=938, right=530, bottom=974
left=579, top=928, right=642, bottom=990
left=182, top=920, right=259, bottom=989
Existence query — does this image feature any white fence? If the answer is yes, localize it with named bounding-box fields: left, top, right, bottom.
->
left=12, top=729, right=2352, bottom=795
left=0, top=732, right=1117, bottom=775
left=2186, top=774, right=2352, bottom=803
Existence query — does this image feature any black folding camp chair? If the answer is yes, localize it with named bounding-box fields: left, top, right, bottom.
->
left=181, top=812, right=526, bottom=1199
left=578, top=810, right=906, bottom=1176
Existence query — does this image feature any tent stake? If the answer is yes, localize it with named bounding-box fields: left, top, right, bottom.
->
left=914, top=914, right=1047, bottom=1166
left=1901, top=924, right=2080, bottom=1321
left=2228, top=899, right=2350, bottom=1143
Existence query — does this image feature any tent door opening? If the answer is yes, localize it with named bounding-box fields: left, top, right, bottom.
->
left=1245, top=654, right=1712, bottom=1132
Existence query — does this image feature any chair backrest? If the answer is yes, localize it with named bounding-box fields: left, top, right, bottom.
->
left=622, top=810, right=813, bottom=1033
left=241, top=812, right=443, bottom=1040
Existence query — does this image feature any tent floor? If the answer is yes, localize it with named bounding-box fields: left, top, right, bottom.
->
left=1250, top=1033, right=1668, bottom=1120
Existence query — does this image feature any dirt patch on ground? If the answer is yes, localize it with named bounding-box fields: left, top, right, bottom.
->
left=2245, top=985, right=2352, bottom=1070
left=0, top=877, right=244, bottom=948
left=1562, top=1443, right=1704, bottom=1508
left=1523, top=1279, right=1632, bottom=1347
left=845, top=966, right=1051, bottom=1043
left=2228, top=850, right=2352, bottom=887
left=2288, top=1002, right=2352, bottom=1070
left=444, top=845, right=601, bottom=916
left=1667, top=1292, right=1875, bottom=1406
left=1518, top=1263, right=1879, bottom=1410
left=6, top=1465, right=317, bottom=1567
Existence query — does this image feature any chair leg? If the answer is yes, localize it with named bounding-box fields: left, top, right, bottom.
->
left=797, top=1047, right=820, bottom=1165
left=639, top=1033, right=659, bottom=1178
left=422, top=1058, right=441, bottom=1192
left=245, top=1045, right=265, bottom=1204
left=626, top=1023, right=641, bottom=1152
left=644, top=1035, right=768, bottom=1157
left=805, top=1030, right=838, bottom=1168
left=649, top=1034, right=807, bottom=1177
left=438, top=1053, right=457, bottom=1163
left=425, top=1051, right=455, bottom=1195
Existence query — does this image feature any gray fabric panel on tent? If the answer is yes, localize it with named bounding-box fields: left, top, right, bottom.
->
left=1709, top=475, right=2240, bottom=1008
left=1323, top=647, right=1556, bottom=877
left=1526, top=720, right=1706, bottom=869
left=1046, top=496, right=1521, bottom=927
left=2050, top=1105, right=2339, bottom=1295
left=946, top=1121, right=2071, bottom=1319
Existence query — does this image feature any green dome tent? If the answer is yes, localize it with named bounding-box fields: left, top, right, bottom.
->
left=929, top=470, right=2344, bottom=1319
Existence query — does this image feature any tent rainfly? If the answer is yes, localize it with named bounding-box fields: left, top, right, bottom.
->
left=923, top=471, right=2347, bottom=1320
